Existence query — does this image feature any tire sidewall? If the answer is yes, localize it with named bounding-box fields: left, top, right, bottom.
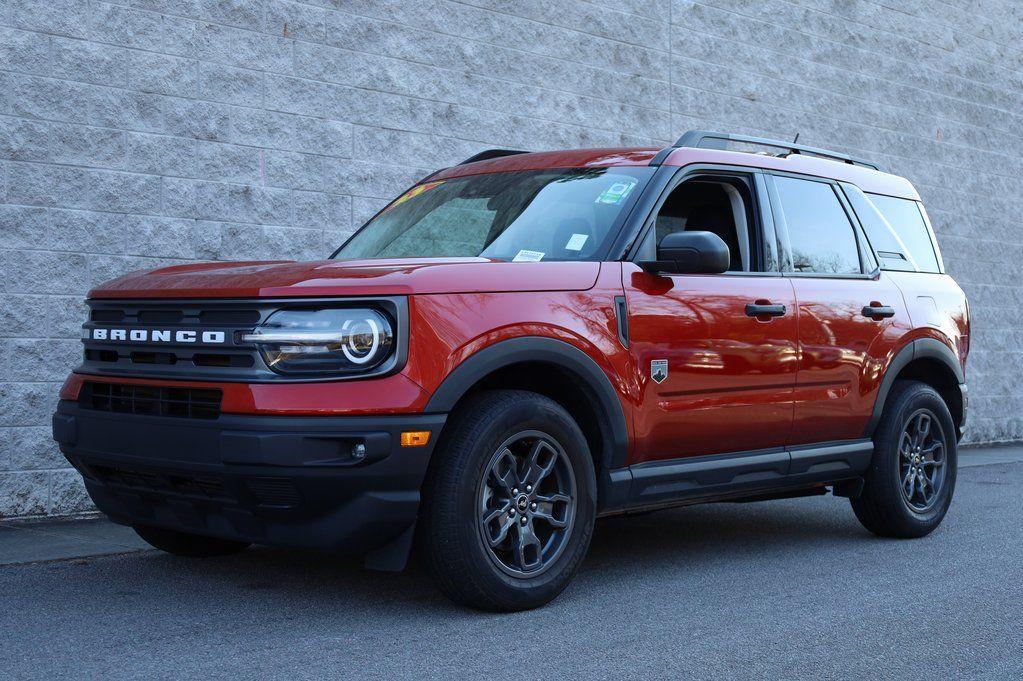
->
left=873, top=384, right=958, bottom=529
left=452, top=396, right=596, bottom=607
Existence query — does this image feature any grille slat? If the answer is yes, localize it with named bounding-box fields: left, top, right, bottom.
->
left=81, top=382, right=222, bottom=420
left=90, top=464, right=302, bottom=508
left=92, top=464, right=229, bottom=501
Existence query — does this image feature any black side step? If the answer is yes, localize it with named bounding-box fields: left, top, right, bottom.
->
left=600, top=439, right=873, bottom=514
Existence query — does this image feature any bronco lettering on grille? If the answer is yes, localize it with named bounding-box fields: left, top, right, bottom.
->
left=89, top=329, right=226, bottom=344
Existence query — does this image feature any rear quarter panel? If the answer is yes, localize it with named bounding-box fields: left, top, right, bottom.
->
left=885, top=271, right=970, bottom=374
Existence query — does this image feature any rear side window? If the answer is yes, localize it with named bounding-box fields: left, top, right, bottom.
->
left=841, top=186, right=914, bottom=272
left=865, top=193, right=941, bottom=273
left=773, top=176, right=861, bottom=275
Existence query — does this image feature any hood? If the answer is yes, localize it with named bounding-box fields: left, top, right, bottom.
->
left=89, top=257, right=602, bottom=299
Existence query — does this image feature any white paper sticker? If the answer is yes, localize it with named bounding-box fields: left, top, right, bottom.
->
left=512, top=249, right=545, bottom=262
left=565, top=233, right=589, bottom=251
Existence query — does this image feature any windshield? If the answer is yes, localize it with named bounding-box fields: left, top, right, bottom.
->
left=333, top=167, right=654, bottom=262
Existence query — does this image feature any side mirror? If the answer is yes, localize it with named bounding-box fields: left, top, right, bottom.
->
left=639, top=231, right=730, bottom=275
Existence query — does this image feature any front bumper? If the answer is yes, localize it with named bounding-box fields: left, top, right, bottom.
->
left=52, top=400, right=446, bottom=560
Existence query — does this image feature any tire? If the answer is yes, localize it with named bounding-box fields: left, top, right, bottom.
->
left=133, top=524, right=251, bottom=557
left=851, top=380, right=957, bottom=538
left=418, top=390, right=597, bottom=611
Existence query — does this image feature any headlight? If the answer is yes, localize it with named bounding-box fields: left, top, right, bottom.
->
left=242, top=308, right=394, bottom=375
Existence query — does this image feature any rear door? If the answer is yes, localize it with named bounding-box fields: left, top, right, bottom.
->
left=623, top=169, right=798, bottom=463
left=765, top=173, right=912, bottom=445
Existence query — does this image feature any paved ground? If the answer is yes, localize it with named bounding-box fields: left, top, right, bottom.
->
left=1, top=449, right=1021, bottom=679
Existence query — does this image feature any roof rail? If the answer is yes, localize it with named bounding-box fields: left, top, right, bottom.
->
left=651, top=130, right=880, bottom=171
left=458, top=148, right=530, bottom=165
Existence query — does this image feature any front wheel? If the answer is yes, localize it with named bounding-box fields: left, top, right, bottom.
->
left=418, top=390, right=596, bottom=611
left=851, top=380, right=957, bottom=538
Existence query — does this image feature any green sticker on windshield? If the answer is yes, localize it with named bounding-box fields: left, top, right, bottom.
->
left=595, top=180, right=636, bottom=205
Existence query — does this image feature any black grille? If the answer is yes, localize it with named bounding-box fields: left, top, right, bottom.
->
left=81, top=299, right=268, bottom=381
left=91, top=464, right=228, bottom=500
left=245, top=478, right=302, bottom=507
left=88, top=464, right=302, bottom=509
left=80, top=382, right=222, bottom=420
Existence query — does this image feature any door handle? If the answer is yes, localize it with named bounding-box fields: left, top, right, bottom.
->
left=862, top=304, right=895, bottom=319
left=745, top=303, right=786, bottom=318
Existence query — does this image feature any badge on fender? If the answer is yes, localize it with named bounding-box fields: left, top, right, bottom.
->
left=651, top=359, right=668, bottom=384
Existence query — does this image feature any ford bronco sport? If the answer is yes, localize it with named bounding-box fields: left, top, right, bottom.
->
left=53, top=131, right=969, bottom=611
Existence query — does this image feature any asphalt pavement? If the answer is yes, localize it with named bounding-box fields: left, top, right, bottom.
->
left=1, top=451, right=1021, bottom=679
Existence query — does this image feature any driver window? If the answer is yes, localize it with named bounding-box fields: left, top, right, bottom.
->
left=642, top=178, right=755, bottom=272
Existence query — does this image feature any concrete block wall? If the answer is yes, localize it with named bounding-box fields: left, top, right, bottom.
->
left=1, top=0, right=1021, bottom=518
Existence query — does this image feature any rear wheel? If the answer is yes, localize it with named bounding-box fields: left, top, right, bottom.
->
left=851, top=380, right=957, bottom=538
left=134, top=524, right=251, bottom=557
left=418, top=390, right=596, bottom=611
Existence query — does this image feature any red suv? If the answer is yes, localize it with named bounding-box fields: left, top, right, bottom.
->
left=53, top=131, right=969, bottom=611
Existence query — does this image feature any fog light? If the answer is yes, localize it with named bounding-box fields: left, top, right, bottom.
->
left=400, top=431, right=431, bottom=447
left=353, top=443, right=367, bottom=460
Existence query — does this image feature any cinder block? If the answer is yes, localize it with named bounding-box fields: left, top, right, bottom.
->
left=89, top=2, right=165, bottom=49
left=1, top=426, right=67, bottom=472
left=128, top=51, right=198, bottom=97
left=264, top=225, right=325, bottom=261
left=49, top=122, right=126, bottom=170
left=6, top=340, right=79, bottom=383
left=231, top=107, right=295, bottom=150
left=197, top=62, right=264, bottom=106
left=0, top=382, right=60, bottom=427
left=0, top=204, right=48, bottom=249
left=0, top=471, right=49, bottom=518
left=12, top=0, right=89, bottom=39
left=125, top=132, right=198, bottom=177
left=293, top=116, right=351, bottom=157
left=293, top=190, right=351, bottom=231
left=201, top=0, right=264, bottom=31
left=0, top=294, right=85, bottom=338
left=0, top=115, right=51, bottom=162
left=163, top=97, right=233, bottom=142
left=51, top=36, right=129, bottom=87
left=1, top=250, right=91, bottom=295
left=48, top=470, right=93, bottom=515
left=189, top=21, right=293, bottom=73
left=0, top=27, right=52, bottom=76
left=266, top=0, right=327, bottom=42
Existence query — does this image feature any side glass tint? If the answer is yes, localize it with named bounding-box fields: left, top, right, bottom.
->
left=773, top=176, right=861, bottom=274
left=866, top=193, right=941, bottom=273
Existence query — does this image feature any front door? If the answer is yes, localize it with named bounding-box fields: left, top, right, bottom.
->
left=623, top=267, right=798, bottom=463
left=622, top=170, right=797, bottom=464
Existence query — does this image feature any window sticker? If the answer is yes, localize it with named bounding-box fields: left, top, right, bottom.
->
left=565, top=233, right=589, bottom=251
left=382, top=180, right=445, bottom=213
left=595, top=180, right=636, bottom=205
left=512, top=249, right=545, bottom=262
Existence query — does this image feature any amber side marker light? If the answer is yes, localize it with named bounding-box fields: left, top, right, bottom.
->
left=400, top=431, right=431, bottom=447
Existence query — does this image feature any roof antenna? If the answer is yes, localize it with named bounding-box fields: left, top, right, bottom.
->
left=793, top=132, right=800, bottom=144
